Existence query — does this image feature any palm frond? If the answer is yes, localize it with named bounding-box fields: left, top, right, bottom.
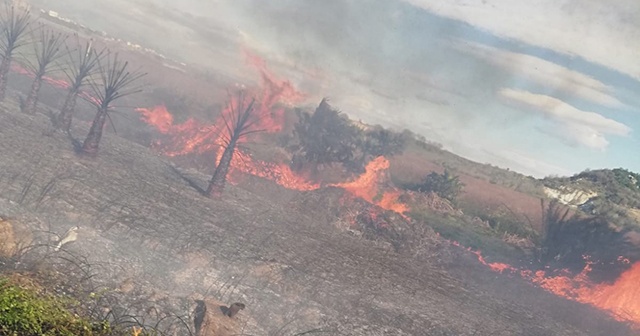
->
left=0, top=4, right=31, bottom=54
left=24, top=26, right=68, bottom=76
left=87, top=52, right=146, bottom=109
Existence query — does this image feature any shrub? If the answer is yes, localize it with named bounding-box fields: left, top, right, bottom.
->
left=0, top=277, right=111, bottom=336
left=405, top=170, right=464, bottom=203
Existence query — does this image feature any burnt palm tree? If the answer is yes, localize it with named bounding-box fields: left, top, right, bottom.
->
left=21, top=28, right=67, bottom=115
left=0, top=4, right=31, bottom=101
left=56, top=38, right=106, bottom=132
left=81, top=53, right=145, bottom=156
left=207, top=91, right=264, bottom=197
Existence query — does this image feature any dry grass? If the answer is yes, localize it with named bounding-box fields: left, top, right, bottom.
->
left=390, top=148, right=544, bottom=230
left=0, top=12, right=633, bottom=332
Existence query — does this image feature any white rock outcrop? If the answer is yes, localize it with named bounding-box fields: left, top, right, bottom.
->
left=543, top=186, right=597, bottom=206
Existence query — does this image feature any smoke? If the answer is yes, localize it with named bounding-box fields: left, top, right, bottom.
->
left=27, top=0, right=632, bottom=176
left=216, top=0, right=521, bottom=129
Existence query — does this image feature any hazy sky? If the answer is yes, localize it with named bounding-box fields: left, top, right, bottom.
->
left=30, top=0, right=640, bottom=177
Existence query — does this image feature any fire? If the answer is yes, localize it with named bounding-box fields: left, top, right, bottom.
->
left=458, top=241, right=640, bottom=326
left=11, top=63, right=100, bottom=105
left=229, top=150, right=319, bottom=190
left=333, top=156, right=388, bottom=201
left=127, top=50, right=640, bottom=326
left=378, top=191, right=409, bottom=214
left=244, top=50, right=305, bottom=133
left=588, top=262, right=640, bottom=322
left=332, top=156, right=408, bottom=214
left=137, top=51, right=304, bottom=150
left=137, top=104, right=174, bottom=134
left=524, top=258, right=640, bottom=324
left=11, top=64, right=71, bottom=89
left=135, top=105, right=213, bottom=156
left=136, top=51, right=320, bottom=191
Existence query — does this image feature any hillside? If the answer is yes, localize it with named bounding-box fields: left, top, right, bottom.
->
left=0, top=88, right=636, bottom=334
left=0, top=3, right=638, bottom=334
left=543, top=169, right=640, bottom=228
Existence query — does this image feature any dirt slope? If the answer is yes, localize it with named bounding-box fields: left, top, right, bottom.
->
left=0, top=101, right=634, bottom=335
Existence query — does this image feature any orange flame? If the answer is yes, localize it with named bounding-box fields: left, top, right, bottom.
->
left=456, top=240, right=640, bottom=326
left=332, top=156, right=408, bottom=214
left=136, top=52, right=318, bottom=191
left=20, top=48, right=640, bottom=326
left=97, top=49, right=640, bottom=324
left=12, top=63, right=100, bottom=105
left=137, top=51, right=305, bottom=151
left=524, top=258, right=640, bottom=324
left=244, top=50, right=305, bottom=133
left=228, top=149, right=319, bottom=190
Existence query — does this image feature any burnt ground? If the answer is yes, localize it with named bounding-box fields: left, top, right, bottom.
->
left=0, top=97, right=636, bottom=336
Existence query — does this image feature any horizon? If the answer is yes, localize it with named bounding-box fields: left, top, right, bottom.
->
left=24, top=0, right=640, bottom=178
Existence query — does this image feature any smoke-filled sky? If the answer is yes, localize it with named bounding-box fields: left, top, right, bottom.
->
left=28, top=0, right=640, bottom=177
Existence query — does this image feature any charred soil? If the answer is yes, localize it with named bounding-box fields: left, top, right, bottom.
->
left=0, top=101, right=635, bottom=335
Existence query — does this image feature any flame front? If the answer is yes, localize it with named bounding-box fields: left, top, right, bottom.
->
left=244, top=49, right=305, bottom=133
left=135, top=51, right=319, bottom=190
left=134, top=52, right=640, bottom=327
left=332, top=156, right=408, bottom=214
left=526, top=258, right=640, bottom=323
left=463, top=243, right=640, bottom=326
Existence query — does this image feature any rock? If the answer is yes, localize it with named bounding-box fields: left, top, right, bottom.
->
left=193, top=298, right=241, bottom=336
left=0, top=216, right=32, bottom=259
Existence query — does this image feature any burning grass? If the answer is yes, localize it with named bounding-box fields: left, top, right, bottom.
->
left=2, top=24, right=636, bottom=329
left=132, top=51, right=640, bottom=328
left=0, top=90, right=637, bottom=334
left=330, top=156, right=408, bottom=214
left=472, top=253, right=640, bottom=326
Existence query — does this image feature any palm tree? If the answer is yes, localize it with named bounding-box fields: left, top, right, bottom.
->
left=56, top=37, right=106, bottom=132
left=0, top=4, right=31, bottom=101
left=207, top=91, right=264, bottom=197
left=21, top=28, right=67, bottom=115
left=81, top=53, right=145, bottom=156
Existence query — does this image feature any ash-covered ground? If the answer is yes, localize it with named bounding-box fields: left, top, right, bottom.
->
left=0, top=97, right=634, bottom=335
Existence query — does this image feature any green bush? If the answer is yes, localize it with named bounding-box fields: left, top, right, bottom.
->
left=0, top=278, right=111, bottom=336
left=405, top=170, right=464, bottom=203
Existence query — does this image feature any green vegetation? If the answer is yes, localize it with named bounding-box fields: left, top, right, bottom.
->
left=0, top=277, right=111, bottom=336
left=288, top=98, right=408, bottom=175
left=349, top=124, right=408, bottom=172
left=288, top=98, right=362, bottom=174
left=544, top=168, right=640, bottom=208
left=471, top=209, right=536, bottom=241
left=543, top=168, right=640, bottom=230
left=534, top=200, right=635, bottom=271
left=404, top=170, right=465, bottom=203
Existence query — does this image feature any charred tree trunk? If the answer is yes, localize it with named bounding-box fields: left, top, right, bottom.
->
left=22, top=76, right=43, bottom=115
left=0, top=55, right=12, bottom=101
left=206, top=138, right=238, bottom=197
left=57, top=88, right=79, bottom=132
left=81, top=106, right=108, bottom=156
